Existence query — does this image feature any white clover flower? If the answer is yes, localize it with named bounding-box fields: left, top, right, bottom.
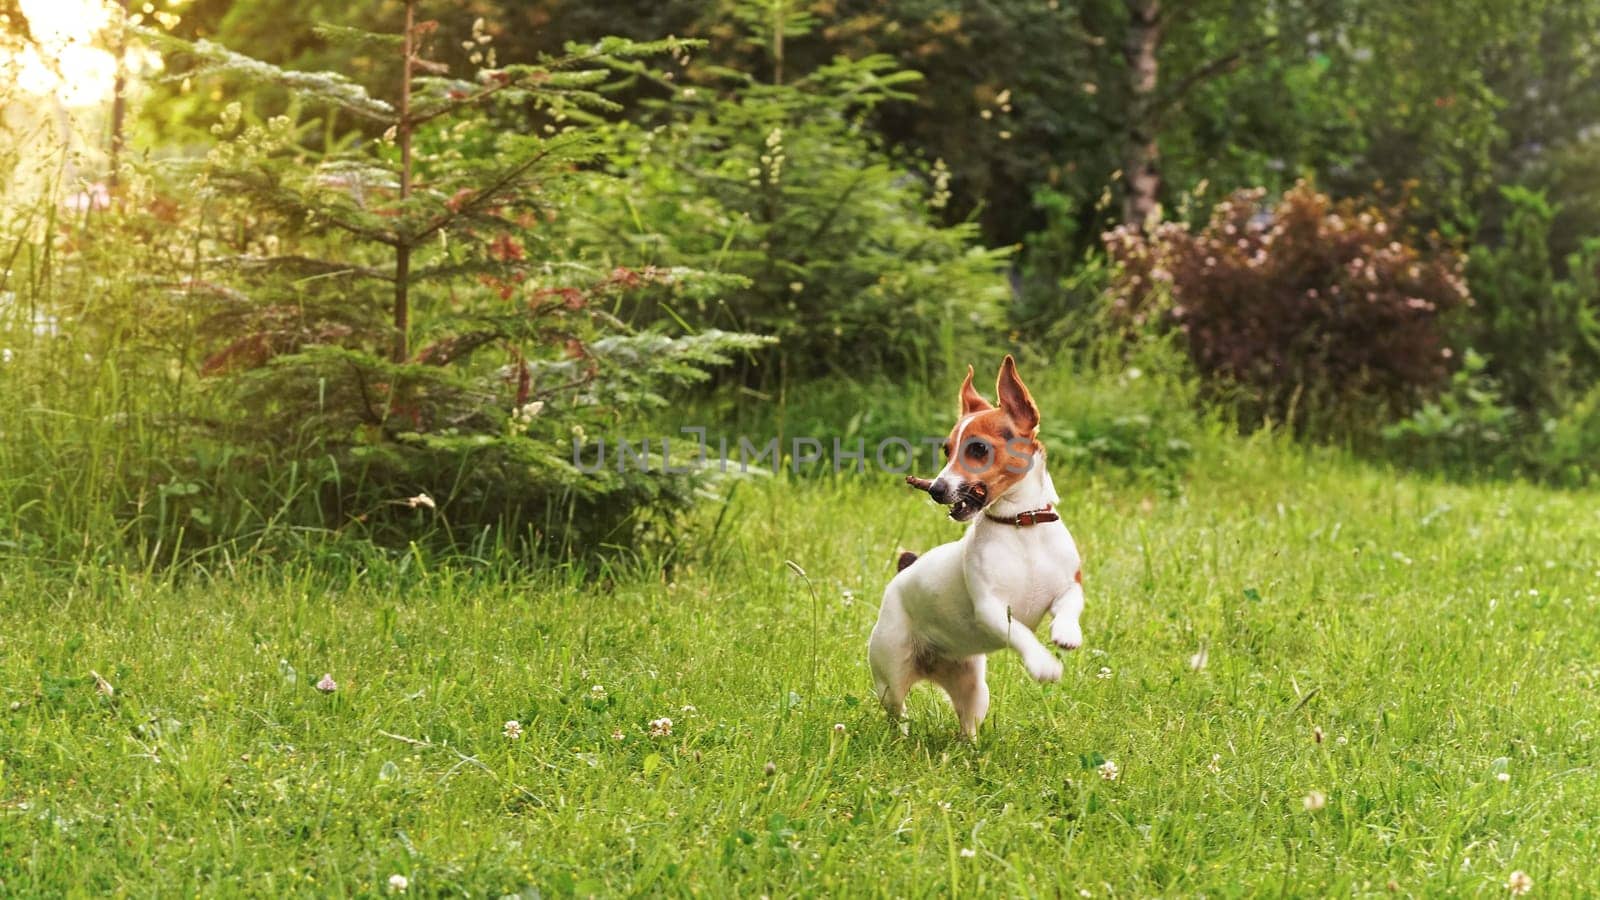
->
left=315, top=674, right=337, bottom=693
left=1496, top=771, right=1511, bottom=783
left=1098, top=760, right=1120, bottom=781
left=1303, top=790, right=1326, bottom=812
left=833, top=723, right=847, bottom=735
left=649, top=717, right=673, bottom=737
left=1507, top=870, right=1532, bottom=895
left=590, top=684, right=607, bottom=701
left=1096, top=667, right=1113, bottom=680
left=388, top=873, right=409, bottom=893
left=959, top=848, right=976, bottom=858
left=503, top=720, right=523, bottom=740
left=1206, top=753, right=1222, bottom=774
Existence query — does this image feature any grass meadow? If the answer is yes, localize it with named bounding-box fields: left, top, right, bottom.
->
left=6, top=1, right=1600, bottom=895
left=4, top=435, right=1598, bottom=897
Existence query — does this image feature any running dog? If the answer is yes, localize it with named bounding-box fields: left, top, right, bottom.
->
left=869, top=356, right=1085, bottom=739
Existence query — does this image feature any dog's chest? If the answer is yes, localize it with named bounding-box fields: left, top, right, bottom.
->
left=965, top=525, right=1079, bottom=624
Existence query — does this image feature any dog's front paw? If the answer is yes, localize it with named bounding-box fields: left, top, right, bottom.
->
left=1051, top=620, right=1083, bottom=651
left=1025, top=653, right=1063, bottom=684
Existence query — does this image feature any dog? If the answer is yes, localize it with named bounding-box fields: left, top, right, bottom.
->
left=869, top=356, right=1085, bottom=739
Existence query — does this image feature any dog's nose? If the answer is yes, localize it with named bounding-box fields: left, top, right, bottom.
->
left=928, top=479, right=955, bottom=504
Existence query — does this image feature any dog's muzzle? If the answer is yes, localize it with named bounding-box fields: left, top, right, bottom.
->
left=946, top=482, right=989, bottom=522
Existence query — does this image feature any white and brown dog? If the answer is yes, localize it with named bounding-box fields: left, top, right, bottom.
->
left=869, top=356, right=1085, bottom=739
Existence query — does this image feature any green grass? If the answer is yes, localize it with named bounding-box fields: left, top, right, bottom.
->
left=4, top=440, right=1600, bottom=897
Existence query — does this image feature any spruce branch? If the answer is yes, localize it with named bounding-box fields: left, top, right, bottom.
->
left=147, top=30, right=397, bottom=124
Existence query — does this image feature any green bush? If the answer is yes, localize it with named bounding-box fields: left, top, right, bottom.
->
left=1379, top=349, right=1521, bottom=476
left=1532, top=381, right=1600, bottom=487
left=1464, top=185, right=1600, bottom=412
left=552, top=5, right=1011, bottom=387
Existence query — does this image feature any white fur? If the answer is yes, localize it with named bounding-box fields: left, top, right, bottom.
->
left=869, top=449, right=1084, bottom=739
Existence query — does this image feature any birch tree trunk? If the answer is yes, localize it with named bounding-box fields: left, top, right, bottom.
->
left=1122, top=0, right=1163, bottom=229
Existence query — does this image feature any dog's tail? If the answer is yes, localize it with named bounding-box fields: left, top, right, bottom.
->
left=896, top=549, right=919, bottom=572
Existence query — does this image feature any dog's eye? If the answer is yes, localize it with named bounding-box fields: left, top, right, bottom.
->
left=967, top=442, right=989, bottom=460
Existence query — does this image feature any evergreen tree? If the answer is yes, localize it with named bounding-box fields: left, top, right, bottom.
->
left=147, top=4, right=769, bottom=554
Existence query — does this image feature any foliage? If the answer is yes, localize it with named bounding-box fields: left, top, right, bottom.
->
left=1463, top=186, right=1600, bottom=412
left=140, top=16, right=771, bottom=556
left=1379, top=349, right=1520, bottom=475
left=1030, top=332, right=1208, bottom=497
left=1531, top=381, right=1600, bottom=487
left=1105, top=182, right=1471, bottom=431
left=550, top=4, right=1011, bottom=386
left=1042, top=409, right=1194, bottom=498
left=1013, top=193, right=1123, bottom=348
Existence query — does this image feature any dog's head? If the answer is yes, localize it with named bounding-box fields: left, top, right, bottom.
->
left=926, top=355, right=1041, bottom=522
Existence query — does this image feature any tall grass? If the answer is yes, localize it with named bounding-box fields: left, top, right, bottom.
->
left=1, top=182, right=320, bottom=570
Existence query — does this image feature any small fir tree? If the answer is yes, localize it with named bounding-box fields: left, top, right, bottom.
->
left=147, top=6, right=770, bottom=554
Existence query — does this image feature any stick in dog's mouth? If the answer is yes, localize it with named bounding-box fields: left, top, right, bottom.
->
left=947, top=485, right=988, bottom=522
left=905, top=475, right=987, bottom=521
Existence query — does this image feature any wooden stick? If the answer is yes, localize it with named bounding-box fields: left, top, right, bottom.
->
left=905, top=475, right=934, bottom=492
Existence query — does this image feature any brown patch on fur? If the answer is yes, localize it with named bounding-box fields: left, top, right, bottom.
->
left=943, top=409, right=1040, bottom=506
left=897, top=550, right=919, bottom=572
left=1075, top=568, right=1083, bottom=585
left=959, top=365, right=993, bottom=416
left=995, top=355, right=1039, bottom=433
left=943, top=356, right=1044, bottom=505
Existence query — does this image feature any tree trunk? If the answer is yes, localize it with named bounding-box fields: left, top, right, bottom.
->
left=1122, top=0, right=1162, bottom=229
left=108, top=0, right=129, bottom=189
left=393, top=0, right=416, bottom=363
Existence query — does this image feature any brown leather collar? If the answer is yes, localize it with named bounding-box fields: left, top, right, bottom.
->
left=985, top=506, right=1059, bottom=527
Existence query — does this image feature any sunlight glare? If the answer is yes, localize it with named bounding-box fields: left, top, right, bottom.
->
left=12, top=0, right=118, bottom=107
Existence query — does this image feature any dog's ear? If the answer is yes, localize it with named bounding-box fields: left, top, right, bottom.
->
left=995, top=355, right=1038, bottom=434
left=959, top=365, right=993, bottom=415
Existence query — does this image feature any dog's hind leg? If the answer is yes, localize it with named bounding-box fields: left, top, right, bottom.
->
left=869, top=589, right=918, bottom=722
left=869, top=647, right=915, bottom=722
left=926, top=654, right=989, bottom=740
